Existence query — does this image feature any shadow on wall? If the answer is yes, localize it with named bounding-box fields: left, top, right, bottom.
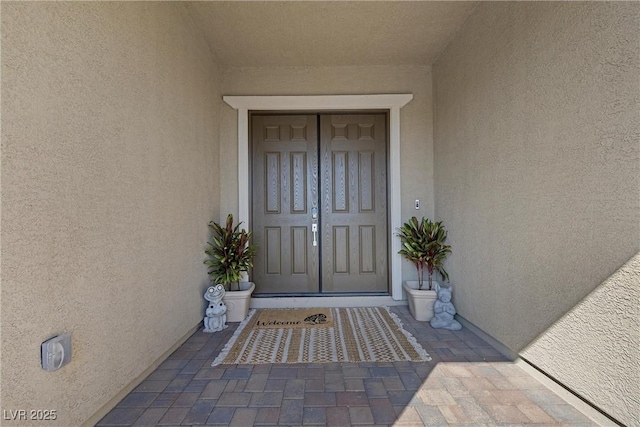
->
left=520, top=254, right=640, bottom=427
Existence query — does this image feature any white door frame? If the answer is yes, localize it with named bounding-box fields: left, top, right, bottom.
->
left=223, top=94, right=413, bottom=301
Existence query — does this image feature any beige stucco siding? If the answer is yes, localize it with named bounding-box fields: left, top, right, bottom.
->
left=433, top=2, right=639, bottom=425
left=523, top=254, right=640, bottom=426
left=1, top=3, right=220, bottom=425
left=221, top=65, right=434, bottom=282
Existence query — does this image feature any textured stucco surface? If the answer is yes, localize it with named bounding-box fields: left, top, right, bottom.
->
left=523, top=254, right=640, bottom=426
left=1, top=3, right=220, bottom=425
left=433, top=2, right=639, bottom=424
left=187, top=2, right=477, bottom=67
left=221, top=65, right=434, bottom=282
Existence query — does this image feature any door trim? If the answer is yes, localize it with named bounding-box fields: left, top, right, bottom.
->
left=223, top=94, right=413, bottom=301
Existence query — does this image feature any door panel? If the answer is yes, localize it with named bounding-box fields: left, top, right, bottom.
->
left=320, top=115, right=388, bottom=292
left=251, top=113, right=387, bottom=294
left=252, top=115, right=319, bottom=293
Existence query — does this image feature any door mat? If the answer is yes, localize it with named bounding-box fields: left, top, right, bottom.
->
left=253, top=308, right=333, bottom=329
left=212, top=307, right=431, bottom=366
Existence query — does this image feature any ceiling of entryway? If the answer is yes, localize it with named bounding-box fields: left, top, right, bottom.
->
left=185, top=1, right=478, bottom=67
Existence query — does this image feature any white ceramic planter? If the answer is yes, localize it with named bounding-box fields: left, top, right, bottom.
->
left=223, top=282, right=255, bottom=322
left=403, top=280, right=438, bottom=321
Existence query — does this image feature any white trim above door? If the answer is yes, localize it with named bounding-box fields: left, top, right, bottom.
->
left=223, top=94, right=413, bottom=301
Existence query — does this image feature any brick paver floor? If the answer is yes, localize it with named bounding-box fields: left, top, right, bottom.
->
left=98, top=306, right=599, bottom=426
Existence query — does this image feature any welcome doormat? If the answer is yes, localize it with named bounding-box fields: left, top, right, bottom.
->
left=212, top=307, right=431, bottom=366
left=253, top=308, right=333, bottom=329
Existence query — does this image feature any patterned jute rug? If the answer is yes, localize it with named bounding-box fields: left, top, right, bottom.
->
left=212, top=307, right=431, bottom=366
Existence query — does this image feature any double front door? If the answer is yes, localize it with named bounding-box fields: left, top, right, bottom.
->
left=251, top=114, right=388, bottom=294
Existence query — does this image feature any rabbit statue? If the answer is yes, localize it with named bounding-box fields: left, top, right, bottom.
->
left=430, top=283, right=462, bottom=331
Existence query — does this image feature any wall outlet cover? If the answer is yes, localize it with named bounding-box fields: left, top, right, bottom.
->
left=41, top=334, right=72, bottom=371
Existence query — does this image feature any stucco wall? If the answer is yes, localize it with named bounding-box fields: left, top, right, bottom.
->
left=433, top=2, right=639, bottom=425
left=221, top=65, right=434, bottom=283
left=522, top=254, right=640, bottom=426
left=1, top=3, right=220, bottom=425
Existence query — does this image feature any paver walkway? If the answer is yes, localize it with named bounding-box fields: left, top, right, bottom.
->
left=98, top=306, right=599, bottom=426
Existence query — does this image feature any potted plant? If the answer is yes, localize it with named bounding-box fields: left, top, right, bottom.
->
left=204, top=214, right=257, bottom=322
left=397, top=216, right=452, bottom=321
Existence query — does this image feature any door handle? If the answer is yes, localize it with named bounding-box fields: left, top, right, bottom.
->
left=311, top=223, right=318, bottom=246
left=311, top=207, right=318, bottom=247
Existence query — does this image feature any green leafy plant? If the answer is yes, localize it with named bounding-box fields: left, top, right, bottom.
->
left=397, top=216, right=452, bottom=290
left=204, top=214, right=257, bottom=291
